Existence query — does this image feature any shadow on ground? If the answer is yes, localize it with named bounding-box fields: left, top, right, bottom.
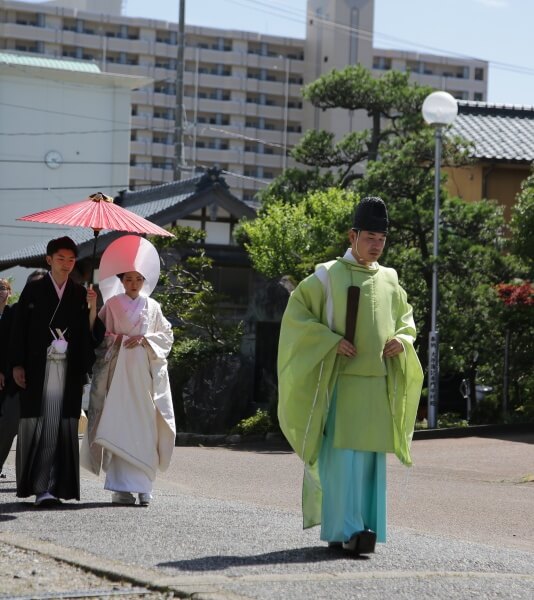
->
left=158, top=545, right=368, bottom=571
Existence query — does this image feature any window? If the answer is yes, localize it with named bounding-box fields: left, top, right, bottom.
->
left=156, top=31, right=177, bottom=44
left=154, top=82, right=175, bottom=95
left=373, top=56, right=391, bottom=71
left=155, top=60, right=175, bottom=70
left=153, top=109, right=173, bottom=120
left=16, top=43, right=39, bottom=53
left=152, top=159, right=174, bottom=170
left=16, top=13, right=39, bottom=26
left=153, top=134, right=171, bottom=144
left=474, top=67, right=484, bottom=81
left=473, top=92, right=483, bottom=101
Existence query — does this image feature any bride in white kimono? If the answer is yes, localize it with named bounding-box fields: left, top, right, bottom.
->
left=81, top=239, right=175, bottom=506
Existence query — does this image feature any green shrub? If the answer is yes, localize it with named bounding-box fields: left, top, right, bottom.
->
left=415, top=412, right=469, bottom=429
left=230, top=409, right=273, bottom=436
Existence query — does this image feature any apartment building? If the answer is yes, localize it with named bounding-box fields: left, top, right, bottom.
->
left=372, top=48, right=487, bottom=101
left=0, top=0, right=488, bottom=201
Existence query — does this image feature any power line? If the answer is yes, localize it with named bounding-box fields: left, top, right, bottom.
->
left=0, top=101, right=133, bottom=126
left=0, top=231, right=63, bottom=238
left=0, top=184, right=128, bottom=191
left=197, top=125, right=292, bottom=149
left=221, top=169, right=269, bottom=186
left=0, top=159, right=133, bottom=165
left=0, top=223, right=74, bottom=230
left=225, top=0, right=534, bottom=78
left=0, top=128, right=132, bottom=137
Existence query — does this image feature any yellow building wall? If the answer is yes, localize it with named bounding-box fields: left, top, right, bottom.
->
left=445, top=163, right=530, bottom=220
left=445, top=165, right=483, bottom=201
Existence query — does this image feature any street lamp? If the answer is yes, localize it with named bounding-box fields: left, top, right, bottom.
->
left=421, top=91, right=458, bottom=429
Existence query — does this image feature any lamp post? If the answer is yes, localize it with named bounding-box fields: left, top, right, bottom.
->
left=421, top=91, right=458, bottom=429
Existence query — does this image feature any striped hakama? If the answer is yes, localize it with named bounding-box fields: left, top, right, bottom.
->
left=16, top=348, right=80, bottom=500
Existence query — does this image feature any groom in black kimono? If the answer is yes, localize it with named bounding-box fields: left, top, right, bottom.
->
left=11, top=236, right=100, bottom=506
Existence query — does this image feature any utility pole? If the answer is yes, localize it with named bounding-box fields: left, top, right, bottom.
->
left=174, top=0, right=186, bottom=181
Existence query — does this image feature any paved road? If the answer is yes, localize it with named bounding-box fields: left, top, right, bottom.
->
left=0, top=431, right=533, bottom=599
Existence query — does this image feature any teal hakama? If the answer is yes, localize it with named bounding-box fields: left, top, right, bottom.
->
left=319, top=393, right=387, bottom=543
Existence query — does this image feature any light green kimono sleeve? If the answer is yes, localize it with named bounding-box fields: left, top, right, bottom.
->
left=277, top=274, right=341, bottom=465
left=386, top=286, right=424, bottom=466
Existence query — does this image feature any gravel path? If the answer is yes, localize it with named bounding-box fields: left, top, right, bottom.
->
left=0, top=432, right=533, bottom=599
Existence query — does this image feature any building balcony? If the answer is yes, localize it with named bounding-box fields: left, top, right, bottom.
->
left=243, top=127, right=284, bottom=144
left=103, top=63, right=148, bottom=77
left=131, top=114, right=151, bottom=129
left=243, top=103, right=286, bottom=121
left=0, top=22, right=56, bottom=43
left=104, top=36, right=151, bottom=55
left=184, top=47, right=244, bottom=66
left=191, top=147, right=242, bottom=163
left=242, top=78, right=288, bottom=96
left=130, top=140, right=150, bottom=156
left=243, top=152, right=285, bottom=169
left=154, top=41, right=177, bottom=58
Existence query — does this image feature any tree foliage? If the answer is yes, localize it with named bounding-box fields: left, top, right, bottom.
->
left=238, top=188, right=355, bottom=282
left=257, top=167, right=335, bottom=207
left=292, top=66, right=432, bottom=186
left=509, top=169, right=534, bottom=274
left=241, top=63, right=533, bottom=422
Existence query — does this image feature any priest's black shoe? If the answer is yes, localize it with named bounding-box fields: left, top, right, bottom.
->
left=342, top=529, right=377, bottom=555
left=327, top=541, right=343, bottom=549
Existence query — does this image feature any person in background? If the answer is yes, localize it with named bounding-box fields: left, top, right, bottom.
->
left=0, top=277, right=14, bottom=479
left=277, top=197, right=423, bottom=556
left=10, top=238, right=100, bottom=506
left=0, top=271, right=47, bottom=479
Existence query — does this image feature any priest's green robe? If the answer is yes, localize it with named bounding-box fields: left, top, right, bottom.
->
left=278, top=255, right=423, bottom=528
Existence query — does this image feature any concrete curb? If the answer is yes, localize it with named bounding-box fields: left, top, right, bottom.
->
left=412, top=422, right=534, bottom=440
left=0, top=532, right=248, bottom=600
left=173, top=423, right=533, bottom=448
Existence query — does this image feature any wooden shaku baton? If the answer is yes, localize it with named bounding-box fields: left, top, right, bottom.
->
left=344, top=285, right=360, bottom=343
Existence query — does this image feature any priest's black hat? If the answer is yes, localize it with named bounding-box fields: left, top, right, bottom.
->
left=351, top=196, right=389, bottom=233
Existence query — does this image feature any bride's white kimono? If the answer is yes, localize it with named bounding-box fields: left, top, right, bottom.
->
left=81, top=293, right=175, bottom=494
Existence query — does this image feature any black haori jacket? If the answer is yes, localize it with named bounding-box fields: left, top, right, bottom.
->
left=10, top=275, right=102, bottom=419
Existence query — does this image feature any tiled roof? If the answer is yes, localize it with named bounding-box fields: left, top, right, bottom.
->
left=0, top=229, right=93, bottom=267
left=0, top=51, right=101, bottom=73
left=118, top=174, right=205, bottom=215
left=0, top=170, right=255, bottom=270
left=120, top=174, right=204, bottom=206
left=452, top=101, right=534, bottom=163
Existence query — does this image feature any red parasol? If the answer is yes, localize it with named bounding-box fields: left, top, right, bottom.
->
left=18, top=192, right=173, bottom=282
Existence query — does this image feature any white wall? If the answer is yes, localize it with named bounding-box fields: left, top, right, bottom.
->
left=0, top=68, right=135, bottom=291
